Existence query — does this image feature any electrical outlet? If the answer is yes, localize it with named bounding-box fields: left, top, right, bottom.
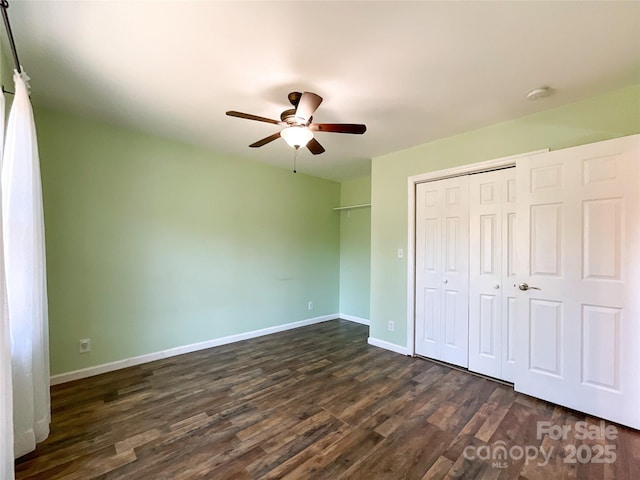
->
left=308, top=301, right=313, bottom=311
left=79, top=338, right=91, bottom=353
left=397, top=248, right=404, bottom=259
left=388, top=321, right=395, bottom=332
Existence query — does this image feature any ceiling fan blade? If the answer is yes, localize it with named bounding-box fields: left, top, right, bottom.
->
left=295, top=92, right=323, bottom=123
left=249, top=132, right=281, bottom=148
left=307, top=138, right=325, bottom=155
left=310, top=123, right=367, bottom=134
left=226, top=111, right=283, bottom=125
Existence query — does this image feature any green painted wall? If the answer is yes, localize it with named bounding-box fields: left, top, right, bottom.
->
left=338, top=176, right=371, bottom=319
left=370, top=83, right=640, bottom=348
left=36, top=106, right=340, bottom=375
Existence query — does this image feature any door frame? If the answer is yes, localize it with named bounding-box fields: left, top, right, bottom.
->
left=406, top=150, right=548, bottom=357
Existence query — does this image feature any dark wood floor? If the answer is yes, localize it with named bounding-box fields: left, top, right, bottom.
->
left=14, top=319, right=640, bottom=479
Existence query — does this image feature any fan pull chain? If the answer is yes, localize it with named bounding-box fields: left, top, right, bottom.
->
left=293, top=146, right=298, bottom=173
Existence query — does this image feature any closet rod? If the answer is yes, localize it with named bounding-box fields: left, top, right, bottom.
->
left=1, top=1, right=22, bottom=73
left=332, top=203, right=371, bottom=211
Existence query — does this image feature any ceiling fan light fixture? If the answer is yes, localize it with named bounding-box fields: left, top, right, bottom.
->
left=281, top=126, right=313, bottom=148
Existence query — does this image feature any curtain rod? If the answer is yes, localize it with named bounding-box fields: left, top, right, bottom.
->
left=1, top=0, right=22, bottom=73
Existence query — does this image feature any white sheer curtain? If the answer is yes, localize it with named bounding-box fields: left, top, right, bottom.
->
left=0, top=87, right=15, bottom=480
left=2, top=70, right=50, bottom=460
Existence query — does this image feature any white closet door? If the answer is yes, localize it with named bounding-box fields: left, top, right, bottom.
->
left=415, top=176, right=469, bottom=367
left=501, top=172, right=517, bottom=382
left=468, top=168, right=517, bottom=381
left=514, top=135, right=640, bottom=429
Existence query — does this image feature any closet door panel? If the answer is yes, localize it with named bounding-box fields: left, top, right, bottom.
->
left=514, top=134, right=640, bottom=429
left=415, top=176, right=469, bottom=367
left=415, top=184, right=442, bottom=359
left=502, top=174, right=518, bottom=382
left=469, top=168, right=516, bottom=380
left=469, top=171, right=504, bottom=378
left=439, top=177, right=469, bottom=367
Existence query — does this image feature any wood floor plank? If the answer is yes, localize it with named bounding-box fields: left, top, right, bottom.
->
left=422, top=455, right=454, bottom=479
left=14, top=319, right=640, bottom=479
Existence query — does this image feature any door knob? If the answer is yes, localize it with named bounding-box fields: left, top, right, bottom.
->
left=493, top=284, right=500, bottom=289
left=518, top=282, right=541, bottom=291
left=443, top=279, right=448, bottom=284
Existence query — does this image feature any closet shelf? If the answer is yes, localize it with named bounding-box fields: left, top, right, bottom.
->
left=332, top=203, right=371, bottom=211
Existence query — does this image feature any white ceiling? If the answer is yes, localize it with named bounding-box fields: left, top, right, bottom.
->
left=5, top=1, right=640, bottom=181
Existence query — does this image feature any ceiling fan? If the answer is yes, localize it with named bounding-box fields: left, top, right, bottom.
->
left=226, top=91, right=366, bottom=155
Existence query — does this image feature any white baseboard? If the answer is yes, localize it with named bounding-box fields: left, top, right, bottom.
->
left=367, top=337, right=409, bottom=356
left=50, top=314, right=339, bottom=385
left=339, top=314, right=370, bottom=326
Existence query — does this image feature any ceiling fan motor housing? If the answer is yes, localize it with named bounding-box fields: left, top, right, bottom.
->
left=280, top=108, right=311, bottom=126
